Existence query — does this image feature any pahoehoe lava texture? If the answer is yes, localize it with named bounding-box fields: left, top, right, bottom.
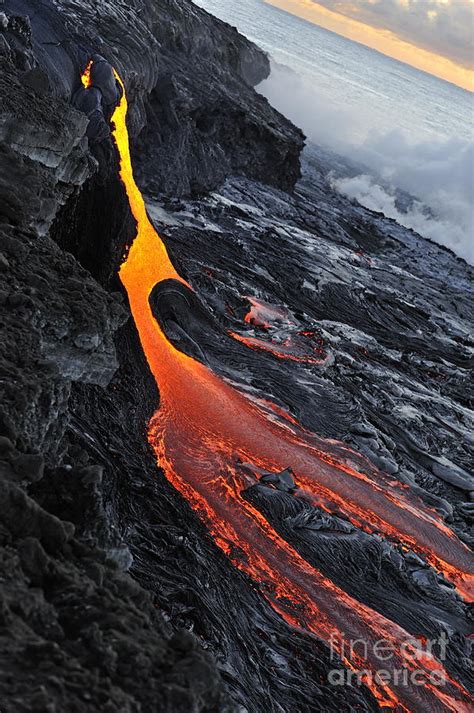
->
left=0, top=0, right=473, bottom=711
left=146, top=172, right=474, bottom=697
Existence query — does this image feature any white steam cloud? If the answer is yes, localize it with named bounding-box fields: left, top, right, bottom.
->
left=259, top=63, right=474, bottom=264
left=331, top=174, right=473, bottom=262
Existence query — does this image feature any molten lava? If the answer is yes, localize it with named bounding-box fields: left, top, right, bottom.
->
left=102, top=66, right=473, bottom=711
left=81, top=60, right=92, bottom=88
left=232, top=296, right=328, bottom=363
left=243, top=296, right=291, bottom=329
left=230, top=330, right=328, bottom=364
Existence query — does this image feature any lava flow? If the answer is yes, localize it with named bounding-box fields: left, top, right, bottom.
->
left=106, top=68, right=473, bottom=711
left=81, top=60, right=92, bottom=88
left=230, top=330, right=329, bottom=364
left=230, top=296, right=328, bottom=364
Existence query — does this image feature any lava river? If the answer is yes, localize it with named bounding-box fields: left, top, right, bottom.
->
left=108, top=71, right=473, bottom=712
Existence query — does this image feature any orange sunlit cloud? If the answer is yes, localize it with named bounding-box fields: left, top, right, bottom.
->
left=264, top=0, right=474, bottom=91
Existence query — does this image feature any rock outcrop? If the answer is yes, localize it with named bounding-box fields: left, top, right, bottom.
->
left=0, top=43, right=126, bottom=457
left=132, top=0, right=304, bottom=195
left=0, top=439, right=234, bottom=713
left=5, top=0, right=304, bottom=198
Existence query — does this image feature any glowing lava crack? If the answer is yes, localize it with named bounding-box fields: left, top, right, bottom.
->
left=105, top=68, right=473, bottom=712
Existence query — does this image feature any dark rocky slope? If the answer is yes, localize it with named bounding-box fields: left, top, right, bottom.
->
left=0, top=440, right=233, bottom=713
left=1, top=1, right=473, bottom=712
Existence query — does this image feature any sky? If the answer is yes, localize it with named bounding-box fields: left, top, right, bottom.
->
left=264, top=0, right=474, bottom=91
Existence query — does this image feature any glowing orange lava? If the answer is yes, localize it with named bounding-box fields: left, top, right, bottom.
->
left=230, top=330, right=328, bottom=364
left=233, top=297, right=327, bottom=363
left=243, top=296, right=291, bottom=329
left=81, top=60, right=92, bottom=88
left=103, top=67, right=473, bottom=711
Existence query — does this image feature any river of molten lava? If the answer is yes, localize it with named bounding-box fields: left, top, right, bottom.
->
left=107, top=70, right=473, bottom=711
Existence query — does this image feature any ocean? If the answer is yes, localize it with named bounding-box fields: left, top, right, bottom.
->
left=194, top=0, right=474, bottom=263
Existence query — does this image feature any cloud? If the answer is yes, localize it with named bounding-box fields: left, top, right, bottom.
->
left=332, top=173, right=474, bottom=263
left=258, top=62, right=474, bottom=263
left=312, top=0, right=474, bottom=70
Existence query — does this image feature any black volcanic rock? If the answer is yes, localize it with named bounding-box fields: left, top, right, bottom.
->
left=0, top=445, right=234, bottom=713
left=133, top=0, right=305, bottom=195
left=4, top=0, right=304, bottom=198
left=260, top=467, right=297, bottom=492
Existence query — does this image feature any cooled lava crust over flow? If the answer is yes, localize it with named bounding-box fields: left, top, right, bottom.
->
left=94, top=63, right=474, bottom=713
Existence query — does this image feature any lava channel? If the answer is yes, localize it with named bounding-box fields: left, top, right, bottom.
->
left=104, top=67, right=473, bottom=712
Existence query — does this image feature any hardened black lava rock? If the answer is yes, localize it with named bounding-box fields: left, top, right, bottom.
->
left=0, top=441, right=235, bottom=713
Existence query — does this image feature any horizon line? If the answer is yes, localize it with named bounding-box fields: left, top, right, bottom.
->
left=263, top=0, right=474, bottom=94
